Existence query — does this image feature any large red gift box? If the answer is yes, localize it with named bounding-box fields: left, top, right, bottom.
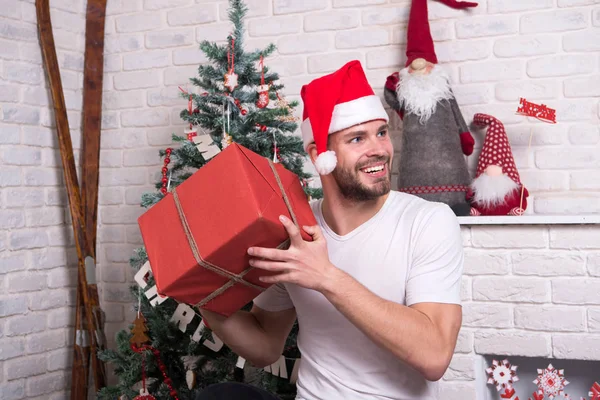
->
left=138, top=143, right=317, bottom=317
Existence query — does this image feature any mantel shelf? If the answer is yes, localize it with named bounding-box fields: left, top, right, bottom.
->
left=458, top=215, right=600, bottom=225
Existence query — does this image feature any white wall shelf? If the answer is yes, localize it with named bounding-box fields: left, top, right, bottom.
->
left=458, top=215, right=600, bottom=225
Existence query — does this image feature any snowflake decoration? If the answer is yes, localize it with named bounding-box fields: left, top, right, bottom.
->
left=589, top=382, right=600, bottom=400
left=486, top=359, right=519, bottom=391
left=533, top=364, right=569, bottom=399
left=224, top=72, right=238, bottom=92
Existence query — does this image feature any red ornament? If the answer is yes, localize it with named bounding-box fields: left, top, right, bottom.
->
left=224, top=37, right=238, bottom=91
left=241, top=109, right=247, bottom=116
left=131, top=343, right=180, bottom=400
left=160, top=148, right=172, bottom=195
left=257, top=88, right=269, bottom=108
left=185, top=128, right=197, bottom=142
left=256, top=56, right=269, bottom=109
left=133, top=389, right=157, bottom=400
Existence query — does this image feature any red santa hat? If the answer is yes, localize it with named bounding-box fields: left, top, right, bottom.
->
left=300, top=60, right=389, bottom=175
left=472, top=113, right=522, bottom=185
left=405, top=0, right=478, bottom=67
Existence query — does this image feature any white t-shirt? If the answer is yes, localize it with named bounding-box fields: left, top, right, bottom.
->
left=253, top=191, right=464, bottom=400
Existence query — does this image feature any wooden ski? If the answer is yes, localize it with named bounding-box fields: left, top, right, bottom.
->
left=35, top=0, right=107, bottom=396
left=80, top=0, right=109, bottom=395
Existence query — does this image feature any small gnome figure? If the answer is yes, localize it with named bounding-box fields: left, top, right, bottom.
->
left=467, top=113, right=529, bottom=216
left=384, top=0, right=477, bottom=216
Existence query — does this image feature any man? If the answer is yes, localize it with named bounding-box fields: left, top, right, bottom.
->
left=383, top=0, right=478, bottom=217
left=198, top=60, right=464, bottom=400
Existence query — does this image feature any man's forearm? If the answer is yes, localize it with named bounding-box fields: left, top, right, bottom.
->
left=199, top=309, right=276, bottom=368
left=321, top=269, right=454, bottom=381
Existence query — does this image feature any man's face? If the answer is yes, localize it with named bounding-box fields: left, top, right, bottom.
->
left=328, top=120, right=393, bottom=202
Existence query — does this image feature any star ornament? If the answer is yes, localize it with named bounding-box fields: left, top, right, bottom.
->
left=533, top=364, right=569, bottom=399
left=486, top=359, right=520, bottom=391
left=224, top=72, right=238, bottom=92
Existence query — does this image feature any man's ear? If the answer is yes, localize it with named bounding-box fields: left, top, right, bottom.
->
left=307, top=143, right=318, bottom=164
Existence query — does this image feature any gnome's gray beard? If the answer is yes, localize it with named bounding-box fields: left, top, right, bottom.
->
left=396, top=65, right=453, bottom=124
left=471, top=173, right=519, bottom=208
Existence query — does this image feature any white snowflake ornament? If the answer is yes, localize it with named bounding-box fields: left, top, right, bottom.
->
left=224, top=72, right=238, bottom=92
left=486, top=359, right=519, bottom=391
left=533, top=364, right=569, bottom=399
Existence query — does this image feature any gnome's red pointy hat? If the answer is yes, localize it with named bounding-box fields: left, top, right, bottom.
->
left=472, top=113, right=522, bottom=185
left=300, top=60, right=389, bottom=175
left=405, top=0, right=478, bottom=67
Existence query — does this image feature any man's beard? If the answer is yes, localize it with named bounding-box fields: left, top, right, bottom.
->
left=471, top=172, right=520, bottom=208
left=396, top=65, right=453, bottom=124
left=332, top=157, right=391, bottom=202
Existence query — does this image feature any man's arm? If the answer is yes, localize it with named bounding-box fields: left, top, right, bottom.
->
left=199, top=305, right=296, bottom=368
left=320, top=205, right=463, bottom=380
left=321, top=272, right=461, bottom=381
left=248, top=207, right=464, bottom=381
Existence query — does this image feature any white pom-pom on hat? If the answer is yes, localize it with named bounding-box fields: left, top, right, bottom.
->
left=314, top=151, right=337, bottom=175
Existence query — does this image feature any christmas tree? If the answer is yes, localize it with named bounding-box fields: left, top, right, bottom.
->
left=97, top=1, right=319, bottom=398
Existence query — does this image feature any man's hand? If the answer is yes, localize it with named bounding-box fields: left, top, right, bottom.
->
left=247, top=215, right=338, bottom=292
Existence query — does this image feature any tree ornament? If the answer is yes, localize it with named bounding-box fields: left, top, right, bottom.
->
left=256, top=55, right=269, bottom=109
left=178, top=87, right=198, bottom=141
left=222, top=133, right=233, bottom=149
left=160, top=149, right=172, bottom=195
left=224, top=37, right=238, bottom=92
left=255, top=123, right=267, bottom=132
left=185, top=128, right=197, bottom=142
left=130, top=314, right=150, bottom=347
left=272, top=132, right=281, bottom=164
left=275, top=92, right=299, bottom=122
left=130, top=338, right=180, bottom=400
left=133, top=388, right=156, bottom=400
left=186, top=370, right=196, bottom=390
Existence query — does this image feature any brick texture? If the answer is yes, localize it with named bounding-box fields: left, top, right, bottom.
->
left=2, top=1, right=599, bottom=398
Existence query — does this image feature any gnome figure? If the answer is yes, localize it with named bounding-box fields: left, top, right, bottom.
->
left=467, top=113, right=529, bottom=216
left=384, top=0, right=477, bottom=216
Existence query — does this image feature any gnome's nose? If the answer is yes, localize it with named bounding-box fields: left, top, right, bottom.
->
left=411, top=58, right=427, bottom=70
left=485, top=165, right=503, bottom=176
left=409, top=58, right=429, bottom=74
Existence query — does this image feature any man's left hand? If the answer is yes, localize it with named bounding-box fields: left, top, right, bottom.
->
left=247, top=215, right=339, bottom=292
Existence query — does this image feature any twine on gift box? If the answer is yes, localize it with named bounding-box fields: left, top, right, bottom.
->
left=171, top=159, right=299, bottom=308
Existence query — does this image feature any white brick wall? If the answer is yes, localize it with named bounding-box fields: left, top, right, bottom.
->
left=1, top=0, right=599, bottom=399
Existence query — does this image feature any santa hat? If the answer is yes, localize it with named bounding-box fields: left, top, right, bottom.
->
left=405, top=0, right=478, bottom=67
left=472, top=113, right=522, bottom=185
left=300, top=60, right=388, bottom=175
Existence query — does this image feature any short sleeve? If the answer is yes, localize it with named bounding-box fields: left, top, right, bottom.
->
left=252, top=283, right=295, bottom=312
left=405, top=204, right=464, bottom=307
